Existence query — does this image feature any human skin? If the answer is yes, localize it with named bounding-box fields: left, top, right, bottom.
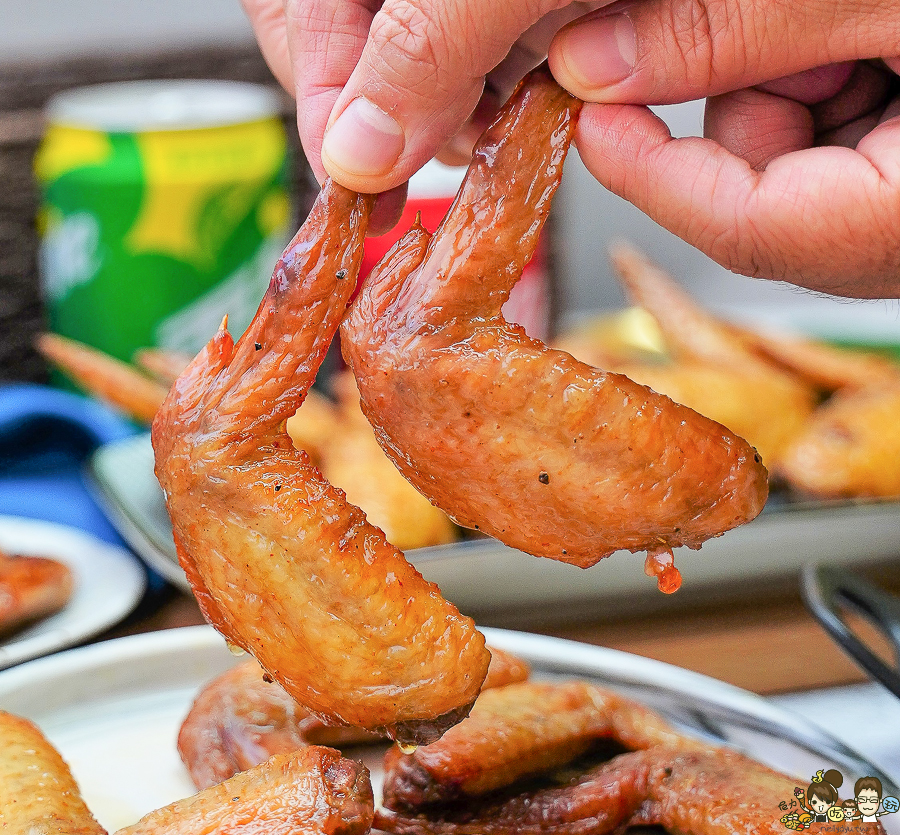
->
left=242, top=0, right=900, bottom=295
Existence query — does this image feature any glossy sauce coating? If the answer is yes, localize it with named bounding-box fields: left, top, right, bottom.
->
left=342, top=66, right=768, bottom=569
left=152, top=180, right=489, bottom=743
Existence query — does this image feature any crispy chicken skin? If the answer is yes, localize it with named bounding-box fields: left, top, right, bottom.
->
left=179, top=648, right=530, bottom=790
left=116, top=746, right=373, bottom=835
left=778, top=381, right=900, bottom=498
left=377, top=747, right=886, bottom=835
left=380, top=681, right=694, bottom=809
left=0, top=550, right=73, bottom=637
left=151, top=180, right=489, bottom=745
left=0, top=710, right=105, bottom=835
left=178, top=659, right=384, bottom=791
left=342, top=66, right=768, bottom=569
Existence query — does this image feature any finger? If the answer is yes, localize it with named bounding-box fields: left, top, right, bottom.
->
left=811, top=61, right=895, bottom=134
left=575, top=102, right=900, bottom=297
left=549, top=0, right=900, bottom=105
left=704, top=88, right=813, bottom=171
left=435, top=6, right=603, bottom=167
left=241, top=0, right=294, bottom=94
left=320, top=0, right=603, bottom=192
left=282, top=0, right=381, bottom=182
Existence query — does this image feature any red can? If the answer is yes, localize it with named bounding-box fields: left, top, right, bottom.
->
left=361, top=160, right=552, bottom=341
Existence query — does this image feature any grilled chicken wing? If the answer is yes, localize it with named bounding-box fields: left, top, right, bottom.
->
left=381, top=681, right=695, bottom=809
left=0, top=710, right=104, bottom=834
left=179, top=648, right=529, bottom=790
left=152, top=180, right=489, bottom=745
left=377, top=747, right=884, bottom=835
left=0, top=550, right=73, bottom=637
left=117, top=746, right=373, bottom=835
left=342, top=66, right=768, bottom=573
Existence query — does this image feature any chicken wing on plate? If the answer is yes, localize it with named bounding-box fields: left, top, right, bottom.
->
left=381, top=681, right=697, bottom=809
left=0, top=709, right=105, bottom=834
left=178, top=647, right=530, bottom=790
left=377, top=747, right=885, bottom=835
left=117, top=746, right=373, bottom=835
left=0, top=549, right=73, bottom=637
left=342, top=66, right=768, bottom=577
left=152, top=180, right=489, bottom=745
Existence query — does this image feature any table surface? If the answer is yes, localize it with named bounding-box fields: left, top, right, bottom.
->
left=104, top=575, right=898, bottom=698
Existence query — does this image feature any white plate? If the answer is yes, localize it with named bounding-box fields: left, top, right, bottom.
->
left=0, top=625, right=895, bottom=833
left=89, top=433, right=900, bottom=620
left=0, top=516, right=146, bottom=669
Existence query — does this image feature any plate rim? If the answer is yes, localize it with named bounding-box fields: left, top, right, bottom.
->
left=0, top=622, right=894, bottom=793
left=0, top=514, right=147, bottom=668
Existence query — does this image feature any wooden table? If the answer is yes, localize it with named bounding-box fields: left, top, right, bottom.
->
left=104, top=569, right=900, bottom=698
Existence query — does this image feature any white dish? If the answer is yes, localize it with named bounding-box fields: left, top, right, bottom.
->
left=0, top=625, right=895, bottom=833
left=89, top=433, right=900, bottom=619
left=0, top=515, right=146, bottom=670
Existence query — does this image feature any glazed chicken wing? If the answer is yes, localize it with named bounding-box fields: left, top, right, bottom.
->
left=117, top=746, right=373, bottom=835
left=178, top=647, right=529, bottom=790
left=377, top=747, right=877, bottom=835
left=0, top=710, right=105, bottom=834
left=381, top=681, right=695, bottom=809
left=152, top=181, right=489, bottom=744
left=0, top=549, right=73, bottom=637
left=342, top=66, right=768, bottom=573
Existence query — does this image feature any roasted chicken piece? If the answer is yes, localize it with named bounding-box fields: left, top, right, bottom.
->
left=37, top=333, right=170, bottom=425
left=287, top=373, right=457, bottom=552
left=117, top=746, right=373, bottom=835
left=778, top=381, right=900, bottom=498
left=0, top=709, right=105, bottom=834
left=0, top=549, right=73, bottom=637
left=728, top=323, right=900, bottom=394
left=609, top=244, right=817, bottom=469
left=0, top=709, right=375, bottom=835
left=381, top=681, right=696, bottom=809
left=178, top=647, right=530, bottom=790
left=377, top=747, right=885, bottom=835
left=152, top=179, right=489, bottom=745
left=342, top=66, right=768, bottom=573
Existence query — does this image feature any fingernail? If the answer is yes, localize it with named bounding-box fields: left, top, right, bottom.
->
left=559, top=13, right=636, bottom=90
left=322, top=98, right=405, bottom=178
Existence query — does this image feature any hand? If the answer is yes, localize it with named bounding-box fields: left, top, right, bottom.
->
left=548, top=0, right=900, bottom=297
left=241, top=0, right=604, bottom=231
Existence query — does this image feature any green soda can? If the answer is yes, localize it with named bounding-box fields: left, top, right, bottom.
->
left=35, top=80, right=291, bottom=364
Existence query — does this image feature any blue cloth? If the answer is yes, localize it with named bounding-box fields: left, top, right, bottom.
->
left=0, top=383, right=140, bottom=543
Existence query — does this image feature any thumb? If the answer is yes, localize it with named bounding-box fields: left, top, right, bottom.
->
left=548, top=0, right=900, bottom=104
left=319, top=0, right=567, bottom=192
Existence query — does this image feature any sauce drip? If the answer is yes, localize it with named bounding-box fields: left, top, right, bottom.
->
left=399, top=742, right=419, bottom=755
left=226, top=641, right=246, bottom=656
left=644, top=548, right=682, bottom=594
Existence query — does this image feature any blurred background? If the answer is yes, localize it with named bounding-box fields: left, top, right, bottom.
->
left=4, top=0, right=898, bottom=383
